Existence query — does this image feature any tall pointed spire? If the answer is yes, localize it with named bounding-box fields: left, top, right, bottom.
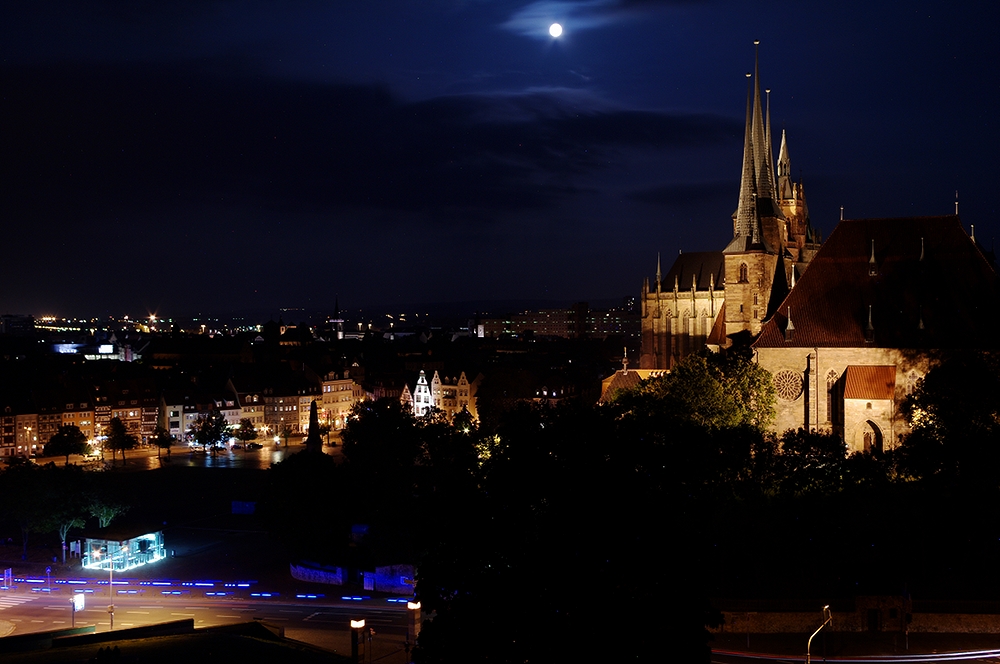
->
left=765, top=88, right=777, bottom=201
left=777, top=129, right=791, bottom=199
left=751, top=41, right=774, bottom=202
left=728, top=71, right=757, bottom=250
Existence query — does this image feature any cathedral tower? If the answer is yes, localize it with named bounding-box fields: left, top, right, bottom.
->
left=639, top=41, right=821, bottom=370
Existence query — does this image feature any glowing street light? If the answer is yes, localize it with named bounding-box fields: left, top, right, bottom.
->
left=351, top=619, right=366, bottom=663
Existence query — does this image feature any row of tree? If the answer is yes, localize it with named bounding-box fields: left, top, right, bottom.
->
left=0, top=461, right=129, bottom=562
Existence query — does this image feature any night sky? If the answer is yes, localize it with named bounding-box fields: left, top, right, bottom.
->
left=3, top=1, right=998, bottom=318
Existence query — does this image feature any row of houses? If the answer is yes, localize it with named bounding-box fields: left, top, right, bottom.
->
left=0, top=365, right=481, bottom=457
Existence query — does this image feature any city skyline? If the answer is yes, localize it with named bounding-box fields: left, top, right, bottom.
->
left=3, top=1, right=997, bottom=317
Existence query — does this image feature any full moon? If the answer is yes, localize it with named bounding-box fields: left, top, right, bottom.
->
left=549, top=23, right=563, bottom=38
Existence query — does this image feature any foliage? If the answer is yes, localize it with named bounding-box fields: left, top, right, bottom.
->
left=777, top=428, right=847, bottom=497
left=106, top=417, right=137, bottom=464
left=151, top=426, right=175, bottom=458
left=235, top=418, right=258, bottom=446
left=43, top=424, right=90, bottom=463
left=898, top=352, right=1000, bottom=487
left=192, top=410, right=230, bottom=451
left=612, top=348, right=775, bottom=431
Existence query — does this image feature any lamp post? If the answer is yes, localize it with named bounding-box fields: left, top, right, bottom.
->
left=406, top=601, right=422, bottom=654
left=806, top=605, right=833, bottom=664
left=350, top=619, right=365, bottom=663
left=93, top=542, right=128, bottom=629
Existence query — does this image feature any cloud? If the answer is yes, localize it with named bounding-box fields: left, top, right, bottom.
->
left=500, top=0, right=697, bottom=37
left=3, top=61, right=738, bottom=229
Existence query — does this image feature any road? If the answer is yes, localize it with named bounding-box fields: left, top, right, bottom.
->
left=0, top=587, right=410, bottom=660
left=29, top=438, right=344, bottom=472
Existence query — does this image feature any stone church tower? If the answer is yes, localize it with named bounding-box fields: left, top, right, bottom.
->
left=640, top=42, right=821, bottom=370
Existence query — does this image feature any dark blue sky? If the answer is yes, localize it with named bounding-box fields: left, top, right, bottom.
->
left=3, top=0, right=997, bottom=318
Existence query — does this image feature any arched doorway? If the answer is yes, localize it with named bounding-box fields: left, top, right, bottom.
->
left=863, top=420, right=883, bottom=455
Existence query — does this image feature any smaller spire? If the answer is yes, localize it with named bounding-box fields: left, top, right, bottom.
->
left=840, top=206, right=844, bottom=221
left=784, top=307, right=794, bottom=342
left=790, top=267, right=796, bottom=288
left=955, top=189, right=959, bottom=215
left=919, top=237, right=925, bottom=261
left=622, top=347, right=629, bottom=372
left=866, top=305, right=875, bottom=343
left=869, top=240, right=877, bottom=276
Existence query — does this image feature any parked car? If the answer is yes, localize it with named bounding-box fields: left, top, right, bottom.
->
left=246, top=442, right=263, bottom=450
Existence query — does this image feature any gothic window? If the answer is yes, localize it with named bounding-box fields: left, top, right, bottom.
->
left=826, top=370, right=840, bottom=424
left=738, top=263, right=749, bottom=283
left=775, top=370, right=803, bottom=401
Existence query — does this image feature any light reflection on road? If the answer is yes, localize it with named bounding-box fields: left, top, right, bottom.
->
left=71, top=444, right=342, bottom=472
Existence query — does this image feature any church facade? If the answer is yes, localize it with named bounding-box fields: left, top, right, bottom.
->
left=640, top=45, right=820, bottom=370
left=753, top=215, right=998, bottom=453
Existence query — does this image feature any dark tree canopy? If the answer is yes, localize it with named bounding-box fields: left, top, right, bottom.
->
left=105, top=417, right=137, bottom=464
left=43, top=424, right=89, bottom=464
left=899, top=352, right=1000, bottom=487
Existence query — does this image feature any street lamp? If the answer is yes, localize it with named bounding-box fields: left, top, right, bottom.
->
left=407, top=601, right=422, bottom=651
left=350, top=619, right=366, bottom=663
left=806, top=604, right=832, bottom=664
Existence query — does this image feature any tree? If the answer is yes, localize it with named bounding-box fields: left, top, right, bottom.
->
left=234, top=418, right=258, bottom=449
left=898, top=352, right=1000, bottom=487
left=36, top=466, right=88, bottom=563
left=151, top=426, right=175, bottom=459
left=777, top=428, right=847, bottom=497
left=86, top=491, right=129, bottom=529
left=0, top=459, right=44, bottom=559
left=105, top=417, right=137, bottom=465
left=612, top=349, right=775, bottom=432
left=192, top=410, right=230, bottom=452
left=43, top=424, right=90, bottom=464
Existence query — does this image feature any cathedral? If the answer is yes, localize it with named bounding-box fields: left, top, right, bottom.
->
left=636, top=44, right=999, bottom=452
left=639, top=44, right=821, bottom=370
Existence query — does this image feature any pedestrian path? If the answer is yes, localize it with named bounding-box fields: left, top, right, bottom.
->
left=0, top=594, right=36, bottom=611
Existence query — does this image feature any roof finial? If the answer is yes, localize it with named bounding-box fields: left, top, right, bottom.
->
left=840, top=206, right=844, bottom=221
left=971, top=224, right=976, bottom=241
left=656, top=252, right=661, bottom=282
left=790, top=267, right=796, bottom=288
left=955, top=189, right=959, bottom=215
left=869, top=239, right=877, bottom=276
left=919, top=237, right=925, bottom=261
left=622, top=347, right=629, bottom=372
left=784, top=307, right=794, bottom=342
left=866, top=304, right=875, bottom=343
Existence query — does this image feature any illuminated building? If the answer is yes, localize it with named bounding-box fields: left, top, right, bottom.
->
left=753, top=215, right=998, bottom=452
left=321, top=368, right=364, bottom=430
left=401, top=370, right=481, bottom=422
left=640, top=45, right=820, bottom=369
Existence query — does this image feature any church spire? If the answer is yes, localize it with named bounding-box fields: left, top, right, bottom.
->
left=765, top=87, right=777, bottom=202
left=777, top=128, right=791, bottom=200
left=730, top=72, right=757, bottom=244
left=751, top=41, right=774, bottom=202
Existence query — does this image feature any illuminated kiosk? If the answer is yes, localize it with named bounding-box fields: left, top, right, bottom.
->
left=82, top=530, right=165, bottom=572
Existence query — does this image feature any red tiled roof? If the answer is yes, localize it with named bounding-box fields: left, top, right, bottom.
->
left=754, top=216, right=999, bottom=348
left=843, top=365, right=895, bottom=400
